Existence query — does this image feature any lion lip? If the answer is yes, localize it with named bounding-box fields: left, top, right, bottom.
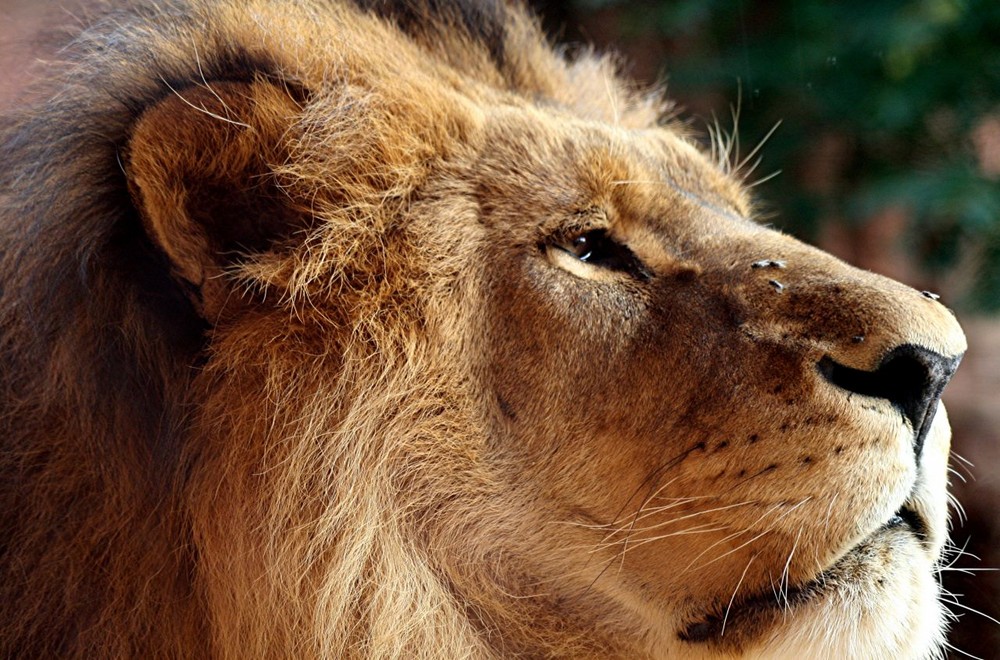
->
left=679, top=504, right=929, bottom=644
left=885, top=504, right=928, bottom=542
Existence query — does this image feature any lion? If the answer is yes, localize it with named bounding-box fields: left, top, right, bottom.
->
left=0, top=0, right=967, bottom=657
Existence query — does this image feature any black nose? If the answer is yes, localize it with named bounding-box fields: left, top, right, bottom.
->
left=818, top=345, right=962, bottom=458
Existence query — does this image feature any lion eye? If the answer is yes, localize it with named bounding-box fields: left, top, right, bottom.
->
left=558, top=229, right=651, bottom=280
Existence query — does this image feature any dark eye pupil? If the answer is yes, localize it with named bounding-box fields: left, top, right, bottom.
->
left=571, top=235, right=593, bottom=261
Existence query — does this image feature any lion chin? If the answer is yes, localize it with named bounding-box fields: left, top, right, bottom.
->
left=0, top=0, right=966, bottom=658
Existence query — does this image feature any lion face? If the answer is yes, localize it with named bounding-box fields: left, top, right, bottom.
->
left=465, top=111, right=965, bottom=657
left=0, top=1, right=967, bottom=657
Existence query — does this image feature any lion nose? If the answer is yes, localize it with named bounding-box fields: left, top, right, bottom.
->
left=817, top=345, right=962, bottom=458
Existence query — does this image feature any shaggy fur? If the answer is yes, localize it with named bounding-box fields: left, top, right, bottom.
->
left=0, top=1, right=967, bottom=657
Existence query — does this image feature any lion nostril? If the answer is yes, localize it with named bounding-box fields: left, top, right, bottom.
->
left=817, top=345, right=962, bottom=458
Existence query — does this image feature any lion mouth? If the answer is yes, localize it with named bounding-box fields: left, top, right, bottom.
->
left=679, top=503, right=928, bottom=643
left=885, top=504, right=928, bottom=542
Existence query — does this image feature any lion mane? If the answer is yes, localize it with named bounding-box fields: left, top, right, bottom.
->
left=0, top=1, right=967, bottom=658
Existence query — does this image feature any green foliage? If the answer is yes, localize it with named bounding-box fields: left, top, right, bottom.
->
left=563, top=0, right=1000, bottom=311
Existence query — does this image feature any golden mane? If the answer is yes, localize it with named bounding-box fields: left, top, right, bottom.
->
left=0, top=1, right=658, bottom=655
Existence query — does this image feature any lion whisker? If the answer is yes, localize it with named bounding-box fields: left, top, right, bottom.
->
left=734, top=120, right=782, bottom=176
left=615, top=476, right=684, bottom=522
left=745, top=169, right=782, bottom=189
left=721, top=554, right=757, bottom=637
left=939, top=594, right=1000, bottom=628
left=604, top=460, right=688, bottom=537
left=778, top=526, right=802, bottom=613
left=941, top=640, right=984, bottom=660
left=950, top=450, right=976, bottom=481
left=821, top=492, right=839, bottom=532
left=686, top=498, right=811, bottom=574
left=679, top=501, right=786, bottom=574
left=633, top=496, right=706, bottom=514
left=947, top=491, right=967, bottom=526
left=679, top=525, right=766, bottom=576
left=603, top=500, right=756, bottom=540
left=941, top=537, right=982, bottom=565
left=592, top=499, right=754, bottom=540
left=740, top=155, right=764, bottom=179
left=706, top=113, right=738, bottom=174
left=612, top=477, right=683, bottom=568
left=550, top=495, right=655, bottom=536
left=598, top=523, right=731, bottom=554
left=947, top=465, right=969, bottom=484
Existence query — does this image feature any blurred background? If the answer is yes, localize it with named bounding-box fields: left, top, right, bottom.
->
left=3, top=0, right=998, bottom=656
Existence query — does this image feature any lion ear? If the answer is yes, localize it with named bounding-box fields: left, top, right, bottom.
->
left=126, top=79, right=305, bottom=317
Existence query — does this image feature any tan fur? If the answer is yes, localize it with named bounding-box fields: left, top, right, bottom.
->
left=0, top=1, right=966, bottom=658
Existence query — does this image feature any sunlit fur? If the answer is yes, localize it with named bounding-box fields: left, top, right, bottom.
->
left=0, top=1, right=967, bottom=657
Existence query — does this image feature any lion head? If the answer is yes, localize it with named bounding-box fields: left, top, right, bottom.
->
left=0, top=0, right=965, bottom=658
